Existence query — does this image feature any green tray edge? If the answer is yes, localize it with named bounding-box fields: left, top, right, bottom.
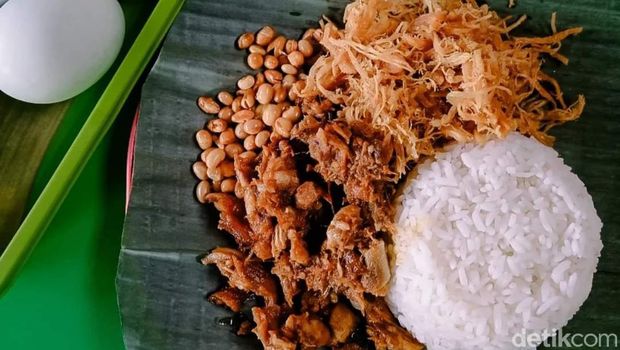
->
left=0, top=0, right=186, bottom=295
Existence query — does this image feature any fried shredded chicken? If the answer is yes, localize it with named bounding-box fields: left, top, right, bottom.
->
left=361, top=239, right=391, bottom=296
left=324, top=205, right=364, bottom=251
left=300, top=290, right=333, bottom=314
left=271, top=252, right=300, bottom=306
left=205, top=193, right=254, bottom=248
left=294, top=118, right=396, bottom=231
left=236, top=320, right=254, bottom=336
left=364, top=298, right=424, bottom=350
left=208, top=287, right=248, bottom=312
left=330, top=303, right=359, bottom=343
left=204, top=141, right=401, bottom=347
left=295, top=181, right=324, bottom=210
left=252, top=306, right=296, bottom=350
left=283, top=313, right=332, bottom=347
left=297, top=0, right=584, bottom=177
left=201, top=247, right=278, bottom=306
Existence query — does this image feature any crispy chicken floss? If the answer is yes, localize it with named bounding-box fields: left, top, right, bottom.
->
left=298, top=0, right=584, bottom=176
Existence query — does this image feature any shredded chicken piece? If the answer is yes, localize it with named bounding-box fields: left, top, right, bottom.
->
left=361, top=239, right=391, bottom=295
left=271, top=252, right=300, bottom=306
left=201, top=248, right=278, bottom=306
left=330, top=303, right=359, bottom=343
left=258, top=140, right=300, bottom=195
left=300, top=290, right=333, bottom=314
left=243, top=184, right=274, bottom=260
left=205, top=193, right=253, bottom=247
left=294, top=119, right=396, bottom=231
left=325, top=205, right=364, bottom=251
left=298, top=0, right=584, bottom=177
left=236, top=320, right=253, bottom=336
left=283, top=313, right=332, bottom=347
left=208, top=287, right=248, bottom=312
left=295, top=181, right=324, bottom=210
left=364, top=298, right=424, bottom=350
left=334, top=345, right=366, bottom=350
left=252, top=306, right=296, bottom=350
left=278, top=206, right=311, bottom=265
left=304, top=126, right=351, bottom=184
left=234, top=151, right=257, bottom=187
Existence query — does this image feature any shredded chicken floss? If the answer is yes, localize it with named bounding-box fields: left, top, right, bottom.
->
left=298, top=0, right=584, bottom=177
left=200, top=0, right=584, bottom=349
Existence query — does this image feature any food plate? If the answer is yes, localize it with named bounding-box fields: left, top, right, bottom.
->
left=0, top=0, right=185, bottom=294
left=119, top=0, right=620, bottom=349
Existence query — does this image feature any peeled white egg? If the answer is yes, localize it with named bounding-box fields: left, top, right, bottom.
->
left=0, top=0, right=125, bottom=104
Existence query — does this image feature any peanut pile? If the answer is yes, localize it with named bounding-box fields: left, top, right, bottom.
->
left=193, top=26, right=317, bottom=202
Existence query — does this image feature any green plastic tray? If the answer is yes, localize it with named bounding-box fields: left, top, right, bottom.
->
left=0, top=0, right=185, bottom=294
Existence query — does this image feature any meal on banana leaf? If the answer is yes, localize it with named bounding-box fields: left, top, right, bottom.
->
left=191, top=1, right=602, bottom=349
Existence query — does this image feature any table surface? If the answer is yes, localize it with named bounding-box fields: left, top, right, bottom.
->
left=0, top=107, right=132, bottom=349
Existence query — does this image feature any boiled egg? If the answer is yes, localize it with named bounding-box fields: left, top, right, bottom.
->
left=0, top=0, right=125, bottom=104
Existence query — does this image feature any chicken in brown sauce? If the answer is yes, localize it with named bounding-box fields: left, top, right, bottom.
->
left=195, top=18, right=418, bottom=350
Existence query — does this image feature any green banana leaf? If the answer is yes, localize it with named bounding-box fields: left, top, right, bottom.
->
left=118, top=0, right=620, bottom=349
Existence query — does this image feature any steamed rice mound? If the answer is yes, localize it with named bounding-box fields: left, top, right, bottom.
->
left=387, top=133, right=602, bottom=350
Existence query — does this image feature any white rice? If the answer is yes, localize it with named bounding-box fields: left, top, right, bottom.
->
left=387, top=133, right=603, bottom=350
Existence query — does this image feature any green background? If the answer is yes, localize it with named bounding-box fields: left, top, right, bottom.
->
left=0, top=109, right=132, bottom=349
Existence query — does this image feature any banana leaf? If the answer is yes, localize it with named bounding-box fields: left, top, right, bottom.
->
left=118, top=1, right=620, bottom=349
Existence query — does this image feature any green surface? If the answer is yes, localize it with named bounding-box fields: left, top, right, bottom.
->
left=0, top=0, right=185, bottom=293
left=0, top=109, right=133, bottom=350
